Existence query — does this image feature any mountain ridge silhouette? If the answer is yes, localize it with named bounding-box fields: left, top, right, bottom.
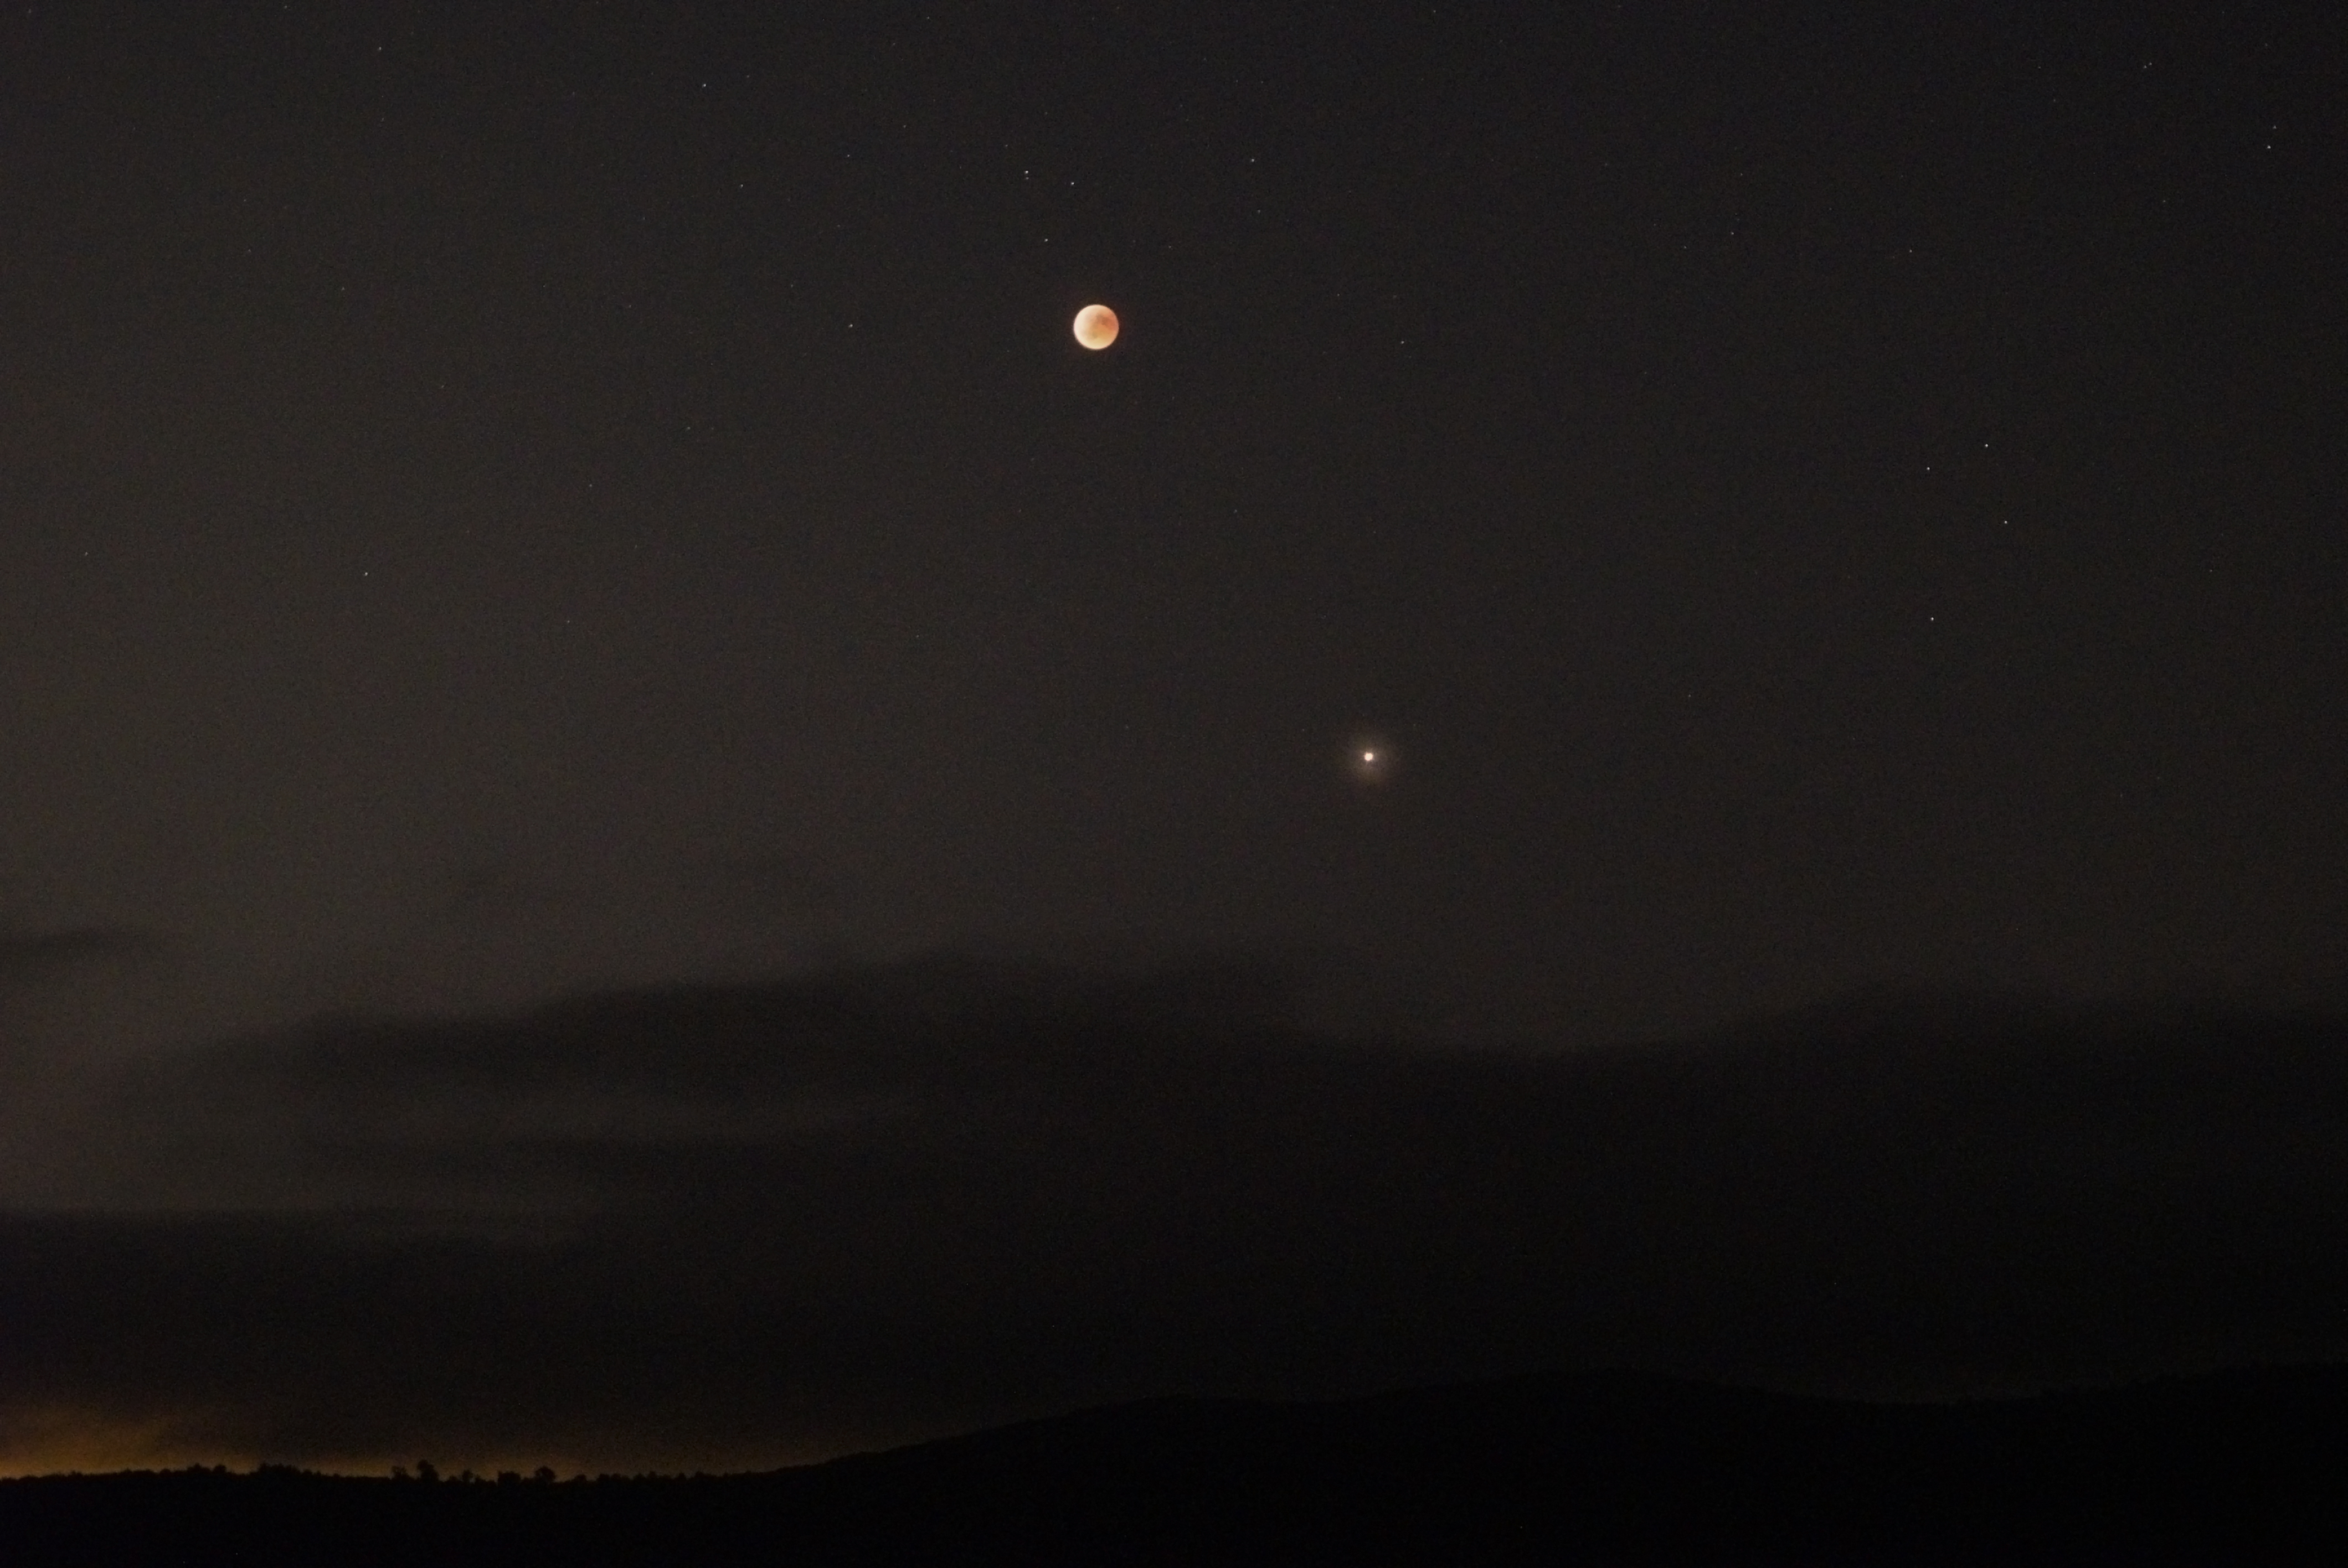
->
left=8, top=1361, right=2348, bottom=1563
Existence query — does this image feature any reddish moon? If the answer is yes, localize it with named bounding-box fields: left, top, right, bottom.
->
left=1073, top=304, right=1119, bottom=350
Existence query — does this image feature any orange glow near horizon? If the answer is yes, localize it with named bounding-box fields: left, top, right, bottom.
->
left=0, top=1404, right=879, bottom=1480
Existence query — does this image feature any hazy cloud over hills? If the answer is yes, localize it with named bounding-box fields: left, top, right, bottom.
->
left=6, top=962, right=2348, bottom=1473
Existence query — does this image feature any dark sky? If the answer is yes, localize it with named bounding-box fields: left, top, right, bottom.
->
left=1, top=0, right=2345, bottom=1474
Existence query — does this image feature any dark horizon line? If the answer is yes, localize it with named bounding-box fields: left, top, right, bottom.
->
left=13, top=1358, right=2348, bottom=1487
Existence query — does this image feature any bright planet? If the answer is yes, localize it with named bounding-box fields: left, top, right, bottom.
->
left=1073, top=303, right=1119, bottom=349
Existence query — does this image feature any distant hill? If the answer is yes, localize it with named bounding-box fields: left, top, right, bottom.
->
left=7, top=1364, right=2348, bottom=1564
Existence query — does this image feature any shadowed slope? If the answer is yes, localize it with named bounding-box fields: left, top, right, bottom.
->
left=7, top=1366, right=2348, bottom=1564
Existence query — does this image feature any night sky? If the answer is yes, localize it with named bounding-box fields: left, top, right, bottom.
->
left=2, top=1, right=2345, bottom=1476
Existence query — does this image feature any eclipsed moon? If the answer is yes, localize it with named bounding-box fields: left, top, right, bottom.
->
left=1073, top=304, right=1119, bottom=350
